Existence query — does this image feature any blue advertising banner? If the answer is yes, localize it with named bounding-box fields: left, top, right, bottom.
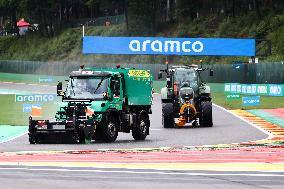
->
left=39, top=77, right=53, bottom=83
left=224, top=83, right=284, bottom=97
left=269, top=84, right=283, bottom=96
left=83, top=37, right=255, bottom=56
left=242, top=96, right=260, bottom=106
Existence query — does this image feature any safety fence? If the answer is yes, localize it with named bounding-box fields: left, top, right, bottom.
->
left=0, top=60, right=283, bottom=83
left=200, top=62, right=284, bottom=84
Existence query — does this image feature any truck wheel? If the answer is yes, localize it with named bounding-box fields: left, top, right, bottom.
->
left=103, top=116, right=118, bottom=142
left=93, top=127, right=104, bottom=141
left=72, top=129, right=85, bottom=144
left=132, top=114, right=149, bottom=140
left=78, top=129, right=85, bottom=144
left=199, top=101, right=213, bottom=127
left=29, top=135, right=37, bottom=144
left=162, top=103, right=175, bottom=128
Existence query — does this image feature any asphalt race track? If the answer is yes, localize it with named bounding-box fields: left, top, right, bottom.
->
left=0, top=166, right=283, bottom=189
left=0, top=82, right=267, bottom=151
left=2, top=82, right=281, bottom=189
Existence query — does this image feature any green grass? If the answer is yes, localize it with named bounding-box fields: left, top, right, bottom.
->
left=209, top=83, right=284, bottom=110
left=0, top=24, right=129, bottom=63
left=0, top=72, right=66, bottom=84
left=212, top=92, right=284, bottom=110
left=0, top=95, right=59, bottom=126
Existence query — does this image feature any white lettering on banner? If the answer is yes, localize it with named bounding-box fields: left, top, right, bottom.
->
left=17, top=96, right=23, bottom=101
left=247, top=85, right=252, bottom=94
left=48, top=95, right=54, bottom=101
left=182, top=41, right=191, bottom=52
left=28, top=96, right=33, bottom=101
left=142, top=40, right=151, bottom=51
left=15, top=94, right=56, bottom=102
left=231, top=84, right=237, bottom=92
left=242, top=85, right=247, bottom=93
left=34, top=95, right=43, bottom=101
left=151, top=40, right=162, bottom=52
left=257, top=86, right=267, bottom=94
left=192, top=41, right=204, bottom=52
left=225, top=84, right=231, bottom=92
left=129, top=40, right=140, bottom=51
left=237, top=84, right=242, bottom=93
left=252, top=85, right=257, bottom=94
left=270, top=86, right=281, bottom=95
left=128, top=40, right=204, bottom=53
left=165, top=41, right=180, bottom=52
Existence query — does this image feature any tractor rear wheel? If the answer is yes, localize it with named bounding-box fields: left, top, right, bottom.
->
left=162, top=103, right=175, bottom=128
left=199, top=101, right=213, bottom=127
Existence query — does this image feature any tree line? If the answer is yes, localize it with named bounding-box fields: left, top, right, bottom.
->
left=0, top=0, right=283, bottom=36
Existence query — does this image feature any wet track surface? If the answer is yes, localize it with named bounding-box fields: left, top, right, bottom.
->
left=1, top=166, right=283, bottom=189
left=0, top=82, right=282, bottom=189
left=0, top=82, right=267, bottom=152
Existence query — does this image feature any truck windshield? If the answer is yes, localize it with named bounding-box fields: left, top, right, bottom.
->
left=174, top=69, right=198, bottom=89
left=65, top=76, right=108, bottom=100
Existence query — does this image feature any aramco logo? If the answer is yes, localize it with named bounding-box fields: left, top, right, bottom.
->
left=128, top=40, right=204, bottom=53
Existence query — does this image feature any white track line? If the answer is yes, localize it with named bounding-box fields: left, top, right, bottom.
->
left=0, top=131, right=28, bottom=144
left=0, top=167, right=283, bottom=177
left=1, top=81, right=56, bottom=88
left=213, top=103, right=273, bottom=139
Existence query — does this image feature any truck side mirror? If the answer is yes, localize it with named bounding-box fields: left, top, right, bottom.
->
left=209, top=69, right=213, bottom=76
left=158, top=72, right=162, bottom=79
left=57, top=81, right=63, bottom=96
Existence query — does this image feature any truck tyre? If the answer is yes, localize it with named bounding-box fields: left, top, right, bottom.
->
left=78, top=129, right=85, bottom=144
left=93, top=127, right=104, bottom=141
left=29, top=135, right=37, bottom=144
left=132, top=114, right=149, bottom=140
left=162, top=103, right=175, bottom=128
left=199, top=101, right=213, bottom=127
left=102, top=116, right=118, bottom=142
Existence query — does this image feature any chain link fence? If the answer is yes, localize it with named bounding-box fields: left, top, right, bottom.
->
left=0, top=60, right=283, bottom=83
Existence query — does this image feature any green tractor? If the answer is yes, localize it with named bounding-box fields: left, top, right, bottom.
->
left=158, top=64, right=213, bottom=128
left=28, top=65, right=153, bottom=144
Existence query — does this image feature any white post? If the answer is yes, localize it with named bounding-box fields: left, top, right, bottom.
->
left=82, top=25, right=85, bottom=37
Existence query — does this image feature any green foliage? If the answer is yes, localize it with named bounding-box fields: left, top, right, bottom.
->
left=0, top=24, right=126, bottom=61
left=126, top=0, right=156, bottom=36
left=176, top=0, right=198, bottom=21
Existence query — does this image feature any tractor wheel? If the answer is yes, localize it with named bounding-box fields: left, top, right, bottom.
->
left=199, top=101, right=213, bottom=127
left=132, top=114, right=149, bottom=140
left=162, top=103, right=175, bottom=128
left=102, top=115, right=118, bottom=142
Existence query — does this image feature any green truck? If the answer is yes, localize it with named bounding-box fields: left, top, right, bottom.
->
left=28, top=65, right=153, bottom=144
